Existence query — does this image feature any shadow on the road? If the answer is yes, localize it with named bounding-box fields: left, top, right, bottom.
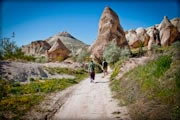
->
left=95, top=81, right=109, bottom=84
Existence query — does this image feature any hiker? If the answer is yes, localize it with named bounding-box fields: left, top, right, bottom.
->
left=102, top=59, right=108, bottom=77
left=88, top=60, right=95, bottom=83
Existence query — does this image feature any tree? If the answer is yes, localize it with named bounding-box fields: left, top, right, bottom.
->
left=103, top=42, right=131, bottom=64
left=103, top=42, right=121, bottom=64
left=1, top=37, right=18, bottom=59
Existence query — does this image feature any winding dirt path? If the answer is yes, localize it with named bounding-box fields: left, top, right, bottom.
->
left=52, top=73, right=131, bottom=120
left=51, top=56, right=150, bottom=120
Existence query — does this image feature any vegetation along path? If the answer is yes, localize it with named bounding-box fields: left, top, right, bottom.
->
left=52, top=57, right=150, bottom=120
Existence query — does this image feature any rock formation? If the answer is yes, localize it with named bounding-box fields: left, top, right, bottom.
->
left=22, top=40, right=51, bottom=56
left=158, top=16, right=179, bottom=46
left=126, top=28, right=150, bottom=48
left=146, top=26, right=161, bottom=50
left=48, top=39, right=70, bottom=61
left=90, top=7, right=129, bottom=62
left=171, top=18, right=180, bottom=32
left=46, top=31, right=88, bottom=54
left=125, top=29, right=139, bottom=48
left=136, top=27, right=150, bottom=46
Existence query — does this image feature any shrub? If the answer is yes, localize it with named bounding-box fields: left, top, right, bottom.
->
left=29, top=77, right=35, bottom=82
left=55, top=56, right=64, bottom=62
left=0, top=78, right=10, bottom=99
left=0, top=37, right=35, bottom=61
left=1, top=38, right=18, bottom=59
left=103, top=42, right=121, bottom=64
left=35, top=56, right=48, bottom=63
left=76, top=50, right=90, bottom=62
left=121, top=47, right=131, bottom=57
left=103, top=42, right=131, bottom=64
left=22, top=55, right=36, bottom=61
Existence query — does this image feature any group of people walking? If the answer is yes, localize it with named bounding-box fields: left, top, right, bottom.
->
left=88, top=59, right=108, bottom=83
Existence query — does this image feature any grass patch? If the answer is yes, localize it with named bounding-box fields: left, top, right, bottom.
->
left=110, top=57, right=128, bottom=80
left=0, top=95, right=43, bottom=120
left=0, top=68, right=88, bottom=119
left=111, top=55, right=172, bottom=104
left=45, top=67, right=88, bottom=82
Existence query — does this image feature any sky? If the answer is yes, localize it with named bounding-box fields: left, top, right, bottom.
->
left=1, top=0, right=180, bottom=46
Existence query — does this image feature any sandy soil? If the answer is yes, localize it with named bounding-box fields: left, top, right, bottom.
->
left=52, top=73, right=131, bottom=120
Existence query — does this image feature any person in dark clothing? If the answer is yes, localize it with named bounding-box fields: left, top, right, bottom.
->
left=102, top=59, right=108, bottom=77
left=88, top=60, right=95, bottom=83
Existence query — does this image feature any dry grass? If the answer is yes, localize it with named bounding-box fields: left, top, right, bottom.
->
left=129, top=99, right=171, bottom=120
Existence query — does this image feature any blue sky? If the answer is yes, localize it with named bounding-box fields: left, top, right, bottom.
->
left=1, top=0, right=180, bottom=46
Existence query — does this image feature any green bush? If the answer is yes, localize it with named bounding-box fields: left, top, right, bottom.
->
left=103, top=42, right=121, bottom=64
left=35, top=56, right=48, bottom=63
left=76, top=50, right=90, bottom=62
left=22, top=55, right=36, bottom=61
left=29, top=78, right=35, bottom=82
left=103, top=42, right=131, bottom=64
left=0, top=78, right=10, bottom=100
left=0, top=37, right=36, bottom=61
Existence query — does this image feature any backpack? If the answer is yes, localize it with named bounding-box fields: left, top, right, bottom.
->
left=103, top=61, right=108, bottom=68
left=89, top=62, right=95, bottom=72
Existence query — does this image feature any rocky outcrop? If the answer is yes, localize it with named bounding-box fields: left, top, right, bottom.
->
left=22, top=40, right=51, bottom=56
left=158, top=16, right=179, bottom=46
left=126, top=29, right=139, bottom=48
left=136, top=27, right=150, bottom=46
left=171, top=18, right=180, bottom=32
left=48, top=39, right=70, bottom=61
left=90, top=7, right=129, bottom=62
left=0, top=61, right=49, bottom=82
left=126, top=28, right=150, bottom=48
left=146, top=26, right=161, bottom=50
left=0, top=61, right=76, bottom=82
left=46, top=32, right=88, bottom=54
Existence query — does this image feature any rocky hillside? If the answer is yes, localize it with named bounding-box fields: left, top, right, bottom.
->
left=22, top=40, right=51, bottom=56
left=22, top=32, right=88, bottom=57
left=110, top=41, right=180, bottom=120
left=46, top=32, right=88, bottom=54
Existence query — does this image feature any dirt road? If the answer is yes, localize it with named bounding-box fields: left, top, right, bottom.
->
left=53, top=73, right=131, bottom=120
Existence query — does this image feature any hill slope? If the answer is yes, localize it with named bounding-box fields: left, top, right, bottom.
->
left=46, top=32, right=89, bottom=54
left=110, top=41, right=180, bottom=120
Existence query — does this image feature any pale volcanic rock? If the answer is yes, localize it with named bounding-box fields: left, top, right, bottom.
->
left=158, top=16, right=179, bottom=46
left=171, top=18, right=180, bottom=32
left=22, top=40, right=51, bottom=56
left=48, top=39, right=71, bottom=61
left=90, top=7, right=129, bottom=62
